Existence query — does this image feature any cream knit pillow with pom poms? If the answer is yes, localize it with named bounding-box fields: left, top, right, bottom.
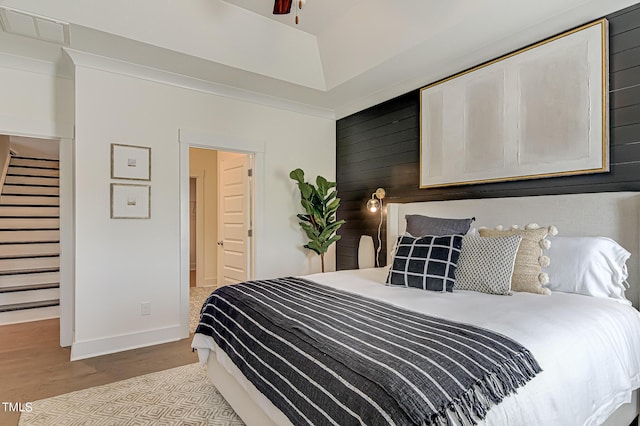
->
left=479, top=224, right=558, bottom=295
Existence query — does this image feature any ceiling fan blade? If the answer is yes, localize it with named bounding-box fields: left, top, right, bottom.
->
left=273, top=0, right=292, bottom=14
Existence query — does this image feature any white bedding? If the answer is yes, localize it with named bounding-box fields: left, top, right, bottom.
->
left=192, top=268, right=640, bottom=426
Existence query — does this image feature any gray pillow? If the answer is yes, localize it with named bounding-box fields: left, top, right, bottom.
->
left=405, top=214, right=474, bottom=237
left=454, top=234, right=522, bottom=295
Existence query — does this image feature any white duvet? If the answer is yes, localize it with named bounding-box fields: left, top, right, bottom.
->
left=193, top=268, right=640, bottom=426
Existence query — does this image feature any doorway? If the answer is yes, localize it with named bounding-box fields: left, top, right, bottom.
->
left=0, top=135, right=68, bottom=333
left=189, top=148, right=253, bottom=287
left=187, top=147, right=253, bottom=332
left=179, top=129, right=264, bottom=337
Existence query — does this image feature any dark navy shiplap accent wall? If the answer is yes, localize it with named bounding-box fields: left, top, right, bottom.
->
left=336, top=3, right=640, bottom=271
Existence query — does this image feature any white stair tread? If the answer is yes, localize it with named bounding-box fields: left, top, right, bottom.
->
left=0, top=282, right=58, bottom=293
left=9, top=158, right=59, bottom=169
left=0, top=256, right=59, bottom=272
left=2, top=185, right=59, bottom=196
left=0, top=243, right=60, bottom=258
left=0, top=288, right=59, bottom=305
left=0, top=271, right=59, bottom=288
left=0, top=305, right=59, bottom=325
left=0, top=195, right=59, bottom=206
left=0, top=230, right=59, bottom=243
left=7, top=166, right=59, bottom=177
left=4, top=175, right=59, bottom=186
left=0, top=218, right=59, bottom=229
left=0, top=206, right=59, bottom=217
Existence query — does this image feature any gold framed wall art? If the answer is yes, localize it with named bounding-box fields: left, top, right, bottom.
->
left=111, top=143, right=151, bottom=181
left=111, top=183, right=151, bottom=219
left=419, top=19, right=609, bottom=188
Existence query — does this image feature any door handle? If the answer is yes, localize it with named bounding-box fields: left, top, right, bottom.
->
left=217, top=241, right=224, bottom=246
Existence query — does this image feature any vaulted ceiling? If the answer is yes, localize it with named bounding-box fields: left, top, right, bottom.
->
left=0, top=0, right=636, bottom=118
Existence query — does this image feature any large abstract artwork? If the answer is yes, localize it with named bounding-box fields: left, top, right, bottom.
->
left=420, top=19, right=608, bottom=188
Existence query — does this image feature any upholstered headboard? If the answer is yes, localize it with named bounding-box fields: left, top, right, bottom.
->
left=386, top=192, right=640, bottom=308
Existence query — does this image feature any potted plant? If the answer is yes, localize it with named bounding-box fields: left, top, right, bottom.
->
left=290, top=168, right=345, bottom=273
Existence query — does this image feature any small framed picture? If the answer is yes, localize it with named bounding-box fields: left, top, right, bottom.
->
left=111, top=184, right=150, bottom=219
left=111, top=144, right=151, bottom=181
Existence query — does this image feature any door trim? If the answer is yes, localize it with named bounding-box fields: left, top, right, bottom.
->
left=59, top=137, right=74, bottom=347
left=190, top=169, right=214, bottom=287
left=178, top=129, right=264, bottom=337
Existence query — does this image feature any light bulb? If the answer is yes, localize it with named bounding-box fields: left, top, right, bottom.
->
left=367, top=198, right=379, bottom=212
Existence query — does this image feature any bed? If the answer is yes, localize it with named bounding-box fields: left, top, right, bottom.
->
left=192, top=192, right=640, bottom=425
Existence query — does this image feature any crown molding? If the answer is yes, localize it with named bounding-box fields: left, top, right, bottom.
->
left=63, top=48, right=335, bottom=120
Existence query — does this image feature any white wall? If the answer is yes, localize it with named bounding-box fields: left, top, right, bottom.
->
left=69, top=56, right=335, bottom=359
left=0, top=59, right=74, bottom=139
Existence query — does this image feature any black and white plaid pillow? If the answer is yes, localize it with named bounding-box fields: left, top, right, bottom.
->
left=386, top=234, right=463, bottom=292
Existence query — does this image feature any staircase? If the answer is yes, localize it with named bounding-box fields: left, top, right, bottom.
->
left=0, top=155, right=60, bottom=325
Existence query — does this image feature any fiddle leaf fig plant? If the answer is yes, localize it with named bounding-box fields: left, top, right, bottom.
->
left=290, top=168, right=345, bottom=272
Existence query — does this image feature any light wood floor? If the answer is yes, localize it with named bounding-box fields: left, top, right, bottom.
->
left=0, top=318, right=198, bottom=426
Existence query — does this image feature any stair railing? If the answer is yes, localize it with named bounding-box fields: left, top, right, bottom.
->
left=0, top=142, right=11, bottom=197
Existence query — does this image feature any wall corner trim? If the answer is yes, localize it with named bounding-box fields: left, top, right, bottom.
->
left=62, top=48, right=335, bottom=120
left=70, top=325, right=187, bottom=361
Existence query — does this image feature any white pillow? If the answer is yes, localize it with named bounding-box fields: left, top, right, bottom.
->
left=544, top=236, right=631, bottom=304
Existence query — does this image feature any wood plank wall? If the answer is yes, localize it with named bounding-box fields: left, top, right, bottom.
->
left=335, top=3, right=640, bottom=271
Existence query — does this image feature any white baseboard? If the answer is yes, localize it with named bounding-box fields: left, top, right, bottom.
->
left=70, top=324, right=189, bottom=361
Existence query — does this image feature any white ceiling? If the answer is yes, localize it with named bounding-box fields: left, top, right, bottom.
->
left=0, top=0, right=637, bottom=118
left=222, top=0, right=363, bottom=35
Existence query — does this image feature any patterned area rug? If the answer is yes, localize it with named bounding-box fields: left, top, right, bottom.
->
left=19, top=363, right=244, bottom=425
left=191, top=286, right=216, bottom=333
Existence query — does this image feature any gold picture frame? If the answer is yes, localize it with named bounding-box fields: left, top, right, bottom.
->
left=111, top=143, right=151, bottom=181
left=419, top=19, right=609, bottom=188
left=110, top=183, right=151, bottom=219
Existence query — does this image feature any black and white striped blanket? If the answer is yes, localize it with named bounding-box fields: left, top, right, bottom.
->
left=195, top=277, right=541, bottom=426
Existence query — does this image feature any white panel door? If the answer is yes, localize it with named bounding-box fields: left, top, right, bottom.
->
left=217, top=152, right=250, bottom=286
